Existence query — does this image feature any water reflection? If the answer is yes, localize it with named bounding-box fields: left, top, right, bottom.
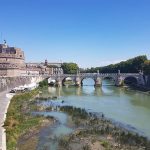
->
left=75, top=87, right=82, bottom=96
left=94, top=87, right=103, bottom=96
left=48, top=86, right=106, bottom=97
left=47, top=85, right=131, bottom=97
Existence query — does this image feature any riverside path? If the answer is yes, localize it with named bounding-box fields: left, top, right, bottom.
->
left=0, top=90, right=10, bottom=150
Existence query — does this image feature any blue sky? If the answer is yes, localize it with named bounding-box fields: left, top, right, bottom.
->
left=0, top=0, right=150, bottom=68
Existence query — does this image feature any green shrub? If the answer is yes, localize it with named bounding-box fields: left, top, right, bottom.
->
left=39, top=79, right=48, bottom=87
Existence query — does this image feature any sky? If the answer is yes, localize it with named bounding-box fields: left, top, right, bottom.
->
left=0, top=0, right=150, bottom=68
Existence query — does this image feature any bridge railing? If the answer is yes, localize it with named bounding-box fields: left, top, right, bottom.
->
left=13, top=73, right=140, bottom=78
left=45, top=73, right=140, bottom=77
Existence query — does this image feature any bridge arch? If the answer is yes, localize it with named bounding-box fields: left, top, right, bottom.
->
left=123, top=76, right=138, bottom=86
left=62, top=76, right=74, bottom=86
left=102, top=76, right=116, bottom=81
left=102, top=76, right=117, bottom=85
left=47, top=77, right=57, bottom=86
left=81, top=77, right=95, bottom=86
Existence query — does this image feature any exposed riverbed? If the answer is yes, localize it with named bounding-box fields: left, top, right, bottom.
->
left=41, top=79, right=150, bottom=138
left=17, top=79, right=150, bottom=149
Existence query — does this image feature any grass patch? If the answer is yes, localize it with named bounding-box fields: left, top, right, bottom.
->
left=60, top=106, right=89, bottom=120
left=4, top=89, right=45, bottom=150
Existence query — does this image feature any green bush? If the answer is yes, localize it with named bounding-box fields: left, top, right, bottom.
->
left=39, top=79, right=48, bottom=87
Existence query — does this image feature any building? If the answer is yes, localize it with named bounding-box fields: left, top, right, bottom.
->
left=0, top=41, right=26, bottom=76
left=26, top=60, right=63, bottom=75
left=0, top=41, right=63, bottom=76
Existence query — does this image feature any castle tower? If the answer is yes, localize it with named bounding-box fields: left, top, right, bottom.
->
left=0, top=42, right=26, bottom=76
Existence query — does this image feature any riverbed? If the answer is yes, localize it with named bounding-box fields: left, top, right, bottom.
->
left=40, top=79, right=150, bottom=138
left=16, top=79, right=150, bottom=150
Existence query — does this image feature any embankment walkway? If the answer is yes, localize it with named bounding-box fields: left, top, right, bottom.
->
left=0, top=90, right=10, bottom=150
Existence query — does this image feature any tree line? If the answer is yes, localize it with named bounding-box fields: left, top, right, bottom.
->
left=81, top=55, right=150, bottom=75
left=61, top=55, right=150, bottom=75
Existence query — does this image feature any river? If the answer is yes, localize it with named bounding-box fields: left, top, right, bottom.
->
left=40, top=79, right=150, bottom=139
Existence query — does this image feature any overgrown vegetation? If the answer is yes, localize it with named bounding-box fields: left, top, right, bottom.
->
left=39, top=79, right=48, bottom=87
left=58, top=105, right=150, bottom=150
left=60, top=106, right=89, bottom=125
left=4, top=89, right=44, bottom=150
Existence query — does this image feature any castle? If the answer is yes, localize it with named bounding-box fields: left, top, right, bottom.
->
left=0, top=41, right=26, bottom=76
left=0, top=41, right=63, bottom=76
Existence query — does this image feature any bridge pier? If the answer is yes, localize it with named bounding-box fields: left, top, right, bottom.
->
left=115, top=75, right=124, bottom=86
left=55, top=78, right=62, bottom=87
left=94, top=77, right=102, bottom=87
left=75, top=76, right=81, bottom=87
left=137, top=72, right=145, bottom=86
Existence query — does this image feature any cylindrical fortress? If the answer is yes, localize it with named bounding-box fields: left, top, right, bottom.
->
left=0, top=42, right=26, bottom=76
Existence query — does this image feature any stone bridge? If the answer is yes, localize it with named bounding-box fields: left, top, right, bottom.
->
left=0, top=72, right=145, bottom=91
left=45, top=72, right=145, bottom=87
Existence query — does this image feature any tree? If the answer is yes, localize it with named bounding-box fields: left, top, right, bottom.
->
left=143, top=60, right=150, bottom=75
left=61, top=63, right=79, bottom=74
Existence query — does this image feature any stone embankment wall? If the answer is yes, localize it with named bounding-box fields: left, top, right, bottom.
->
left=0, top=76, right=43, bottom=92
